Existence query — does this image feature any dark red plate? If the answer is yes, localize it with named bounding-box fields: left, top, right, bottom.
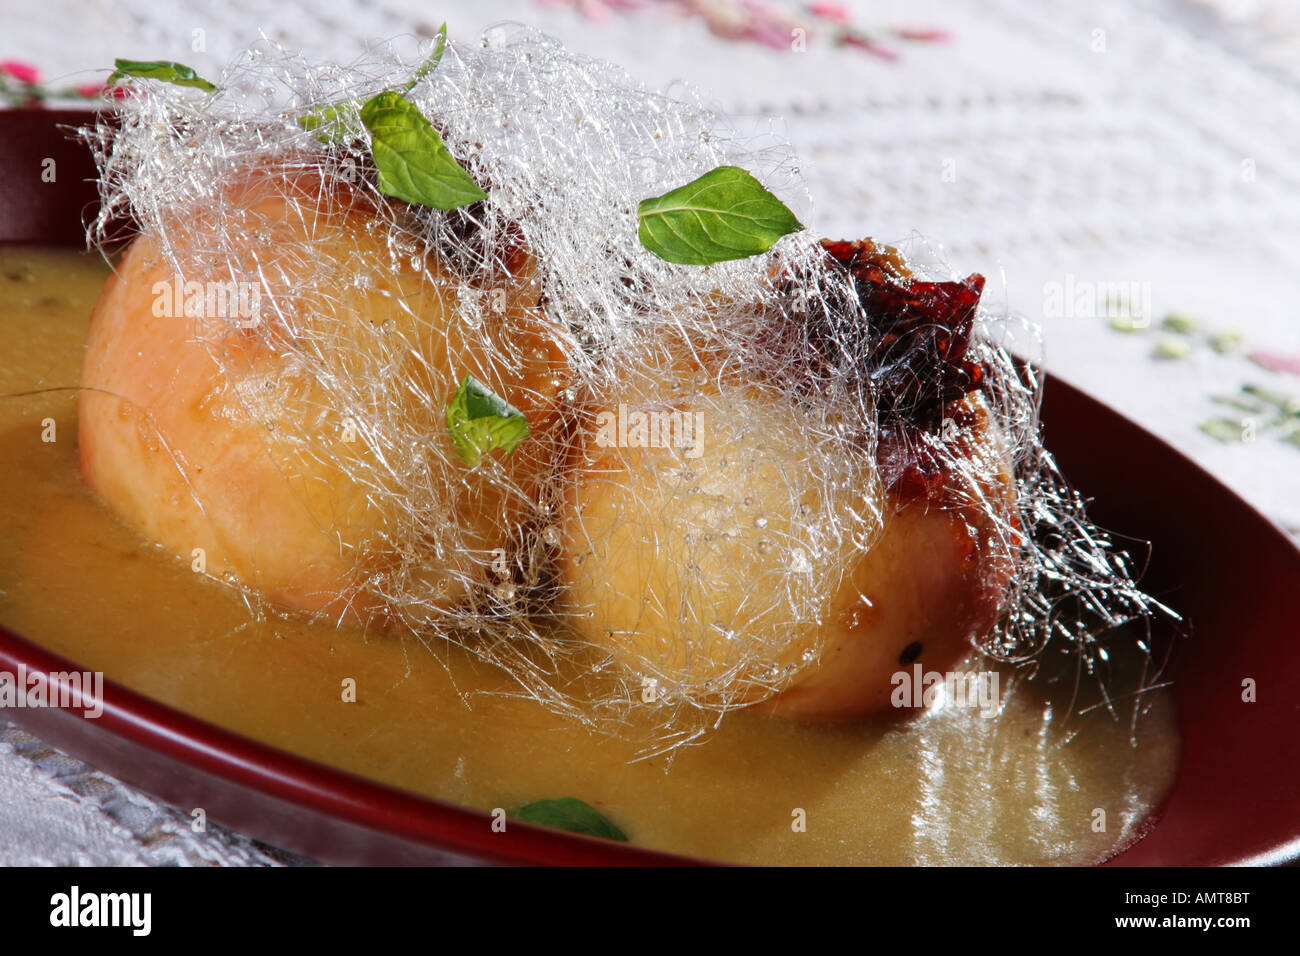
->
left=2, top=109, right=1298, bottom=866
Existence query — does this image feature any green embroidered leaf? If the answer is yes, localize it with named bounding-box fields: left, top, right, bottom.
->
left=1242, top=383, right=1300, bottom=414
left=445, top=375, right=529, bottom=468
left=1198, top=418, right=1247, bottom=443
left=1208, top=330, right=1244, bottom=354
left=1160, top=312, right=1199, bottom=335
left=1108, top=315, right=1147, bottom=333
left=1210, top=394, right=1266, bottom=415
left=511, top=798, right=628, bottom=841
left=1152, top=338, right=1190, bottom=360
left=637, top=165, right=804, bottom=265
left=107, top=59, right=217, bottom=92
left=360, top=90, right=486, bottom=210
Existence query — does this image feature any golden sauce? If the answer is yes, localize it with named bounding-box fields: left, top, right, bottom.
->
left=0, top=247, right=1180, bottom=865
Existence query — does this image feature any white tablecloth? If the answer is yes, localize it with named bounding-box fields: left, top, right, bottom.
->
left=1, top=0, right=1297, bottom=865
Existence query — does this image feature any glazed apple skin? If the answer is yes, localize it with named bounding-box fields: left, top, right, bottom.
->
left=79, top=173, right=566, bottom=621
left=759, top=393, right=1019, bottom=720
left=559, top=343, right=1017, bottom=719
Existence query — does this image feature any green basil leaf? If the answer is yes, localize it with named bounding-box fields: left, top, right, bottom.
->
left=107, top=58, right=217, bottom=92
left=637, top=165, right=804, bottom=265
left=404, top=23, right=447, bottom=92
left=360, top=90, right=486, bottom=210
left=511, top=798, right=628, bottom=841
left=297, top=102, right=363, bottom=144
left=301, top=27, right=448, bottom=143
left=445, top=375, right=529, bottom=467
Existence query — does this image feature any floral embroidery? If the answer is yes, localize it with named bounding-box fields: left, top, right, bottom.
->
left=535, top=0, right=949, bottom=58
left=1103, top=307, right=1300, bottom=449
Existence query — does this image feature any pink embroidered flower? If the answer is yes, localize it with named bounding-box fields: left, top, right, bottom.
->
left=892, top=27, right=951, bottom=43
left=1248, top=350, right=1300, bottom=376
left=0, top=59, right=41, bottom=85
left=839, top=32, right=900, bottom=61
left=696, top=0, right=751, bottom=40
left=746, top=22, right=796, bottom=50
left=576, top=0, right=611, bottom=21
left=529, top=0, right=948, bottom=61
left=807, top=2, right=851, bottom=24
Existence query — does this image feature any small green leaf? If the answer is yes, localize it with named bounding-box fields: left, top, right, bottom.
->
left=297, top=102, right=363, bottom=143
left=445, top=375, right=529, bottom=467
left=107, top=58, right=217, bottom=92
left=1242, top=383, right=1299, bottom=414
left=1152, top=337, right=1190, bottom=360
left=404, top=24, right=447, bottom=92
left=299, top=28, right=446, bottom=144
left=1160, top=312, right=1198, bottom=335
left=637, top=165, right=804, bottom=265
left=1199, top=418, right=1248, bottom=443
left=1210, top=394, right=1266, bottom=414
left=1108, top=315, right=1147, bottom=333
left=1208, top=330, right=1244, bottom=354
left=511, top=798, right=628, bottom=841
left=360, top=90, right=486, bottom=210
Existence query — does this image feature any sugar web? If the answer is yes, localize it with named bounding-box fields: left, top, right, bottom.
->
left=82, top=25, right=1171, bottom=756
